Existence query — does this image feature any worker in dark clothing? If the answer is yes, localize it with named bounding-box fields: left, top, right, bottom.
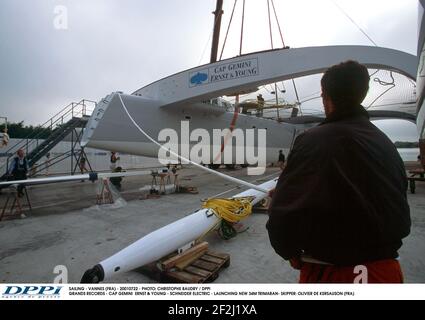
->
left=278, top=150, right=285, bottom=170
left=8, top=149, right=29, bottom=197
left=257, top=94, right=265, bottom=117
left=267, top=60, right=411, bottom=283
left=110, top=166, right=124, bottom=191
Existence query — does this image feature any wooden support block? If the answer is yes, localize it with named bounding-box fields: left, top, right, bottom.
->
left=165, top=271, right=204, bottom=283
left=191, top=259, right=218, bottom=272
left=176, top=250, right=207, bottom=270
left=138, top=248, right=230, bottom=283
left=184, top=266, right=212, bottom=278
left=206, top=251, right=230, bottom=260
left=200, top=254, right=224, bottom=265
left=161, top=242, right=209, bottom=271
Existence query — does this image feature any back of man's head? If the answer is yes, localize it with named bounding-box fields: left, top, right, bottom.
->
left=321, top=60, right=370, bottom=109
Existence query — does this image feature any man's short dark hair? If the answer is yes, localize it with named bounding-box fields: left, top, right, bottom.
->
left=321, top=60, right=370, bottom=108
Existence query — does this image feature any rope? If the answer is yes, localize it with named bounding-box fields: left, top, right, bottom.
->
left=330, top=0, right=378, bottom=47
left=367, top=71, right=396, bottom=109
left=202, top=197, right=253, bottom=223
left=201, top=196, right=253, bottom=240
left=213, top=95, right=240, bottom=162
left=117, top=94, right=268, bottom=193
left=198, top=3, right=224, bottom=65
left=219, top=0, right=238, bottom=60
left=374, top=72, right=395, bottom=87
left=267, top=0, right=274, bottom=49
left=292, top=79, right=301, bottom=115
left=271, top=0, right=286, bottom=47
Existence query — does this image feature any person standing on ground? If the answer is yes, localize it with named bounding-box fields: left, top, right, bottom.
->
left=267, top=60, right=411, bottom=283
left=257, top=94, right=265, bottom=117
left=278, top=150, right=285, bottom=170
left=8, top=149, right=29, bottom=197
left=110, top=166, right=124, bottom=191
left=110, top=151, right=120, bottom=170
left=1, top=127, right=9, bottom=147
left=79, top=154, right=88, bottom=174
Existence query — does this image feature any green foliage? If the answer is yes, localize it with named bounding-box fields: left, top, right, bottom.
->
left=394, top=141, right=419, bottom=148
left=0, top=122, right=53, bottom=139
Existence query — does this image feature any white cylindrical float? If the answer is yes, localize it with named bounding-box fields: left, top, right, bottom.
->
left=81, top=178, right=278, bottom=283
left=0, top=169, right=155, bottom=188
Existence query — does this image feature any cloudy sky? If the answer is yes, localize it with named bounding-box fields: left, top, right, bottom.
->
left=0, top=0, right=420, bottom=140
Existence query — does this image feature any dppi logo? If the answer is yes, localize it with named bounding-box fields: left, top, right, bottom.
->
left=3, top=286, right=62, bottom=296
left=190, top=71, right=208, bottom=86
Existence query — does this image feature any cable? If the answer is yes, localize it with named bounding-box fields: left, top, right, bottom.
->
left=198, top=2, right=226, bottom=65
left=220, top=0, right=238, bottom=60
left=213, top=95, right=241, bottom=162
left=367, top=71, right=396, bottom=109
left=291, top=79, right=302, bottom=115
left=330, top=0, right=378, bottom=47
left=117, top=94, right=268, bottom=193
left=198, top=26, right=215, bottom=65
left=267, top=0, right=274, bottom=49
left=271, top=0, right=286, bottom=47
left=374, top=71, right=396, bottom=87
left=262, top=85, right=272, bottom=94
left=300, top=96, right=322, bottom=104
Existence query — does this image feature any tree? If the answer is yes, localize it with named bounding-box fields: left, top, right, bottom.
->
left=0, top=122, right=53, bottom=139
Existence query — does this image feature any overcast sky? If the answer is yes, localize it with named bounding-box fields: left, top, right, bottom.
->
left=0, top=0, right=420, bottom=141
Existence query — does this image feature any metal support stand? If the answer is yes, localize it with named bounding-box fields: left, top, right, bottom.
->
left=0, top=185, right=32, bottom=221
left=71, top=128, right=93, bottom=175
left=96, top=178, right=114, bottom=205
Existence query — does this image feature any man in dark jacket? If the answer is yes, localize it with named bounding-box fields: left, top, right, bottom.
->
left=267, top=60, right=411, bottom=283
left=8, top=149, right=29, bottom=197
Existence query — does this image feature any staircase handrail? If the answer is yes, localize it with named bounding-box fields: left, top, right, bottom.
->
left=0, top=99, right=96, bottom=174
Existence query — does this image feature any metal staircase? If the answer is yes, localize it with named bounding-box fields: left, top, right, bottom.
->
left=26, top=116, right=89, bottom=167
left=0, top=99, right=96, bottom=179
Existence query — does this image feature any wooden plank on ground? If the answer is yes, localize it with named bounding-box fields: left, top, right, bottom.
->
left=161, top=242, right=208, bottom=271
left=138, top=248, right=230, bottom=283
left=166, top=271, right=204, bottom=283
left=192, top=259, right=218, bottom=272
left=200, top=254, right=224, bottom=265
left=176, top=250, right=207, bottom=270
left=184, top=266, right=212, bottom=278
left=206, top=251, right=230, bottom=260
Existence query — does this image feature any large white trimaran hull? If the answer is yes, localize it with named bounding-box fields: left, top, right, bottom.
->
left=81, top=178, right=277, bottom=283
left=81, top=46, right=416, bottom=165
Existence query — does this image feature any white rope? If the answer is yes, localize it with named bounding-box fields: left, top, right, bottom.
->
left=117, top=94, right=268, bottom=193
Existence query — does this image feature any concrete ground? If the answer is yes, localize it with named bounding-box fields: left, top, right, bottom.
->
left=0, top=166, right=424, bottom=283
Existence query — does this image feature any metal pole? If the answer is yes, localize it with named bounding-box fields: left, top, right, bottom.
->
left=240, top=0, right=245, bottom=56
left=71, top=129, right=74, bottom=175
left=275, top=83, right=280, bottom=120
left=210, top=0, right=224, bottom=63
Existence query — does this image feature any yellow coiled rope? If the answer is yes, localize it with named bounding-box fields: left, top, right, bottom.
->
left=200, top=197, right=254, bottom=240
left=202, top=197, right=253, bottom=222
